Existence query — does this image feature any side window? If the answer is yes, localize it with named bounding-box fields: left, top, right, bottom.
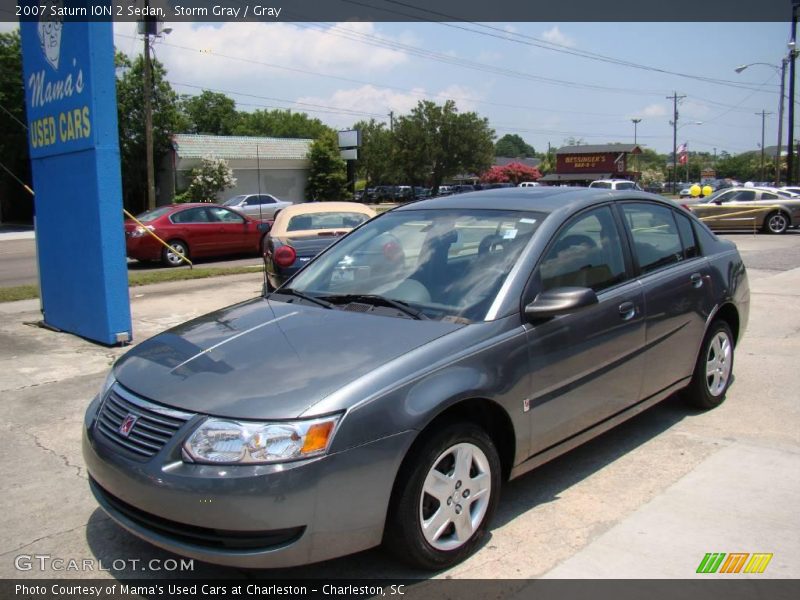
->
left=258, top=195, right=276, bottom=204
left=732, top=191, right=756, bottom=201
left=245, top=196, right=262, bottom=206
left=539, top=206, right=627, bottom=293
left=621, top=203, right=684, bottom=274
left=715, top=191, right=735, bottom=203
left=761, top=192, right=778, bottom=200
left=674, top=210, right=699, bottom=259
left=208, top=207, right=245, bottom=223
left=171, top=208, right=208, bottom=224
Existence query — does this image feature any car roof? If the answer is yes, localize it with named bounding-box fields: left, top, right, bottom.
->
left=270, top=201, right=378, bottom=237
left=393, top=186, right=650, bottom=213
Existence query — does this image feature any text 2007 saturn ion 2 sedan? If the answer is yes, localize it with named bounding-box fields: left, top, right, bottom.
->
left=83, top=188, right=749, bottom=570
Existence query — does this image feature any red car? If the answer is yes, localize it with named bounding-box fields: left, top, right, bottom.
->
left=125, top=203, right=271, bottom=267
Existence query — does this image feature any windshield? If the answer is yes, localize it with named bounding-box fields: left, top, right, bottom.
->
left=286, top=209, right=546, bottom=322
left=223, top=195, right=247, bottom=207
left=135, top=206, right=174, bottom=222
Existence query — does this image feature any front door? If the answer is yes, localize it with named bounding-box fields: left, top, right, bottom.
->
left=524, top=205, right=646, bottom=456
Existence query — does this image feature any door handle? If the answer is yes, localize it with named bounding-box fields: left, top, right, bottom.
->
left=618, top=301, right=636, bottom=320
left=690, top=273, right=703, bottom=288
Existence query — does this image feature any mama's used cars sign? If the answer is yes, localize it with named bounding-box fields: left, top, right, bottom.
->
left=24, top=8, right=96, bottom=156
left=19, top=1, right=132, bottom=346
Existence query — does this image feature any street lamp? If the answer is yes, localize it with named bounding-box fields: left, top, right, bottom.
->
left=631, top=118, right=641, bottom=179
left=735, top=60, right=786, bottom=185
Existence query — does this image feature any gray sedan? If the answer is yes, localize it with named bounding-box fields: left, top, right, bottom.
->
left=83, top=188, right=749, bottom=570
left=222, top=193, right=292, bottom=220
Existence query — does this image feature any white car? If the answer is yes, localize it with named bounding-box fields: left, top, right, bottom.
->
left=588, top=179, right=642, bottom=191
left=518, top=181, right=541, bottom=188
left=223, top=194, right=292, bottom=220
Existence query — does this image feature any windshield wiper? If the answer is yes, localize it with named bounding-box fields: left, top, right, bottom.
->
left=273, top=288, right=334, bottom=309
left=321, top=294, right=428, bottom=320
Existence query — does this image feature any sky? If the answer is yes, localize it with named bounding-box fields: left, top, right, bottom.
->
left=3, top=19, right=794, bottom=156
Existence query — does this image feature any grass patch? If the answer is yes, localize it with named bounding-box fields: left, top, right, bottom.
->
left=128, top=265, right=262, bottom=287
left=0, top=265, right=264, bottom=303
left=0, top=285, right=39, bottom=303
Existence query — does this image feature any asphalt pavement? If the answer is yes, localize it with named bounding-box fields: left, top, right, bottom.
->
left=0, top=238, right=798, bottom=581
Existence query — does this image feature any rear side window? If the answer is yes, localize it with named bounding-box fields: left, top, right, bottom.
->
left=674, top=210, right=700, bottom=259
left=615, top=182, right=636, bottom=190
left=621, top=203, right=684, bottom=274
left=590, top=181, right=612, bottom=189
left=171, top=208, right=210, bottom=224
left=539, top=206, right=627, bottom=293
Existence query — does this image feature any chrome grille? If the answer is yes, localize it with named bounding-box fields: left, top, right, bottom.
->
left=95, top=385, right=193, bottom=460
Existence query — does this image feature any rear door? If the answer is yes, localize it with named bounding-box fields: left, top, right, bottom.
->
left=618, top=201, right=713, bottom=399
left=524, top=205, right=646, bottom=455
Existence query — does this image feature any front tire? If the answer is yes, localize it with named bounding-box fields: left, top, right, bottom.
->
left=684, top=320, right=735, bottom=410
left=161, top=240, right=189, bottom=267
left=384, top=422, right=501, bottom=570
left=763, top=211, right=789, bottom=234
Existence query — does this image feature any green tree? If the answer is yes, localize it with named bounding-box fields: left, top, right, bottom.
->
left=352, top=119, right=398, bottom=186
left=234, top=109, right=329, bottom=139
left=306, top=130, right=347, bottom=201
left=181, top=90, right=239, bottom=135
left=393, top=100, right=494, bottom=191
left=494, top=133, right=535, bottom=157
left=115, top=52, right=186, bottom=212
left=0, top=30, right=32, bottom=222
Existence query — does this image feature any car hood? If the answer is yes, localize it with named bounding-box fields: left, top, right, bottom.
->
left=113, top=298, right=462, bottom=419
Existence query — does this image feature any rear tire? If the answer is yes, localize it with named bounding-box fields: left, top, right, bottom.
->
left=684, top=320, right=734, bottom=410
left=384, top=422, right=501, bottom=570
left=763, top=211, right=789, bottom=234
left=161, top=240, right=189, bottom=267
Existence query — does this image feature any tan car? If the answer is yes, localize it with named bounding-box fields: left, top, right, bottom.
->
left=263, top=201, right=377, bottom=290
left=687, top=187, right=800, bottom=234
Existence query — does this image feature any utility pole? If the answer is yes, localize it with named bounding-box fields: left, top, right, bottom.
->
left=142, top=3, right=156, bottom=210
left=787, top=2, right=799, bottom=184
left=775, top=57, right=788, bottom=185
left=388, top=111, right=394, bottom=132
left=667, top=92, right=686, bottom=194
left=756, top=110, right=772, bottom=182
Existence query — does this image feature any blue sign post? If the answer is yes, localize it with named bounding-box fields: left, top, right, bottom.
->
left=19, top=5, right=132, bottom=345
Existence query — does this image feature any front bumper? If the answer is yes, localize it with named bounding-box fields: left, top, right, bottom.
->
left=82, top=395, right=415, bottom=568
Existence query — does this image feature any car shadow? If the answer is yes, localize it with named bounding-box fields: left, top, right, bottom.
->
left=85, top=394, right=696, bottom=581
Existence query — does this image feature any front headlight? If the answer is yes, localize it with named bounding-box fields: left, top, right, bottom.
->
left=99, top=371, right=116, bottom=399
left=183, top=415, right=341, bottom=465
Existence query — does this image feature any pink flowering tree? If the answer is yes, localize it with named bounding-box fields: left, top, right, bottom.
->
left=480, top=162, right=541, bottom=185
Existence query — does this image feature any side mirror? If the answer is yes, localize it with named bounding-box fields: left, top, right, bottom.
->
left=524, top=287, right=598, bottom=322
left=257, top=222, right=271, bottom=233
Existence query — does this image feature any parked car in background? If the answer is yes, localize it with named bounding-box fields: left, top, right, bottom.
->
left=518, top=181, right=541, bottom=188
left=589, top=179, right=642, bottom=191
left=86, top=187, right=748, bottom=571
left=125, top=204, right=270, bottom=267
left=779, top=186, right=800, bottom=196
left=686, top=186, right=800, bottom=234
left=451, top=184, right=476, bottom=194
left=223, top=193, right=292, bottom=220
left=263, top=201, right=377, bottom=290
